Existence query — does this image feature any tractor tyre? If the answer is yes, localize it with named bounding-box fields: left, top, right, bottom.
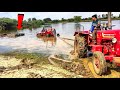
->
left=74, top=34, right=87, bottom=58
left=92, top=51, right=107, bottom=75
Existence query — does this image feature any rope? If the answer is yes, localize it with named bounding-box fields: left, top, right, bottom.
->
left=58, top=37, right=74, bottom=47
left=48, top=55, right=72, bottom=64
left=62, top=38, right=74, bottom=41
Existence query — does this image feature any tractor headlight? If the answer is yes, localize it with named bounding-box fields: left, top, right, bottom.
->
left=112, top=38, right=117, bottom=43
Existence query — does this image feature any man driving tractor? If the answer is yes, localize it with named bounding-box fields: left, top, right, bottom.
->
left=90, top=15, right=101, bottom=44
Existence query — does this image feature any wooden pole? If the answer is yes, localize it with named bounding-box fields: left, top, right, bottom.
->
left=108, top=12, right=112, bottom=29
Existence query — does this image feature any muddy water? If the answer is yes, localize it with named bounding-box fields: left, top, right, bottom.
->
left=0, top=20, right=120, bottom=55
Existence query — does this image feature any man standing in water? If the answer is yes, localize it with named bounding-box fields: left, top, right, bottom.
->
left=90, top=15, right=101, bottom=44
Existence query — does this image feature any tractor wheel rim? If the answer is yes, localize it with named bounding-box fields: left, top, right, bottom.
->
left=93, top=56, right=100, bottom=74
left=95, top=57, right=100, bottom=69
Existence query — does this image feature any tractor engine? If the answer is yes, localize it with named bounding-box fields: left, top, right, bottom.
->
left=97, top=30, right=120, bottom=57
left=102, top=39, right=115, bottom=55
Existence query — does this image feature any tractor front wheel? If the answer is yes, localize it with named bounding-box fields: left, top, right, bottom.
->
left=92, top=51, right=107, bottom=75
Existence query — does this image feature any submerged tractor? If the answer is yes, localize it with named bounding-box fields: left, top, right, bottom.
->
left=37, top=24, right=56, bottom=37
left=73, top=12, right=120, bottom=75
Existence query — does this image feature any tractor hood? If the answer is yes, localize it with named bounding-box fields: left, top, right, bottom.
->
left=98, top=29, right=120, bottom=56
left=97, top=30, right=120, bottom=39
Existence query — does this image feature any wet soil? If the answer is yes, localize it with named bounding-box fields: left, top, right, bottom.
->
left=0, top=52, right=120, bottom=78
left=0, top=53, right=83, bottom=78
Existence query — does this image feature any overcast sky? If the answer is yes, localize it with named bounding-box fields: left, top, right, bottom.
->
left=0, top=12, right=120, bottom=20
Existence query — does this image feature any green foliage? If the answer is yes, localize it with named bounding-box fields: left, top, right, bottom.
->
left=0, top=17, right=44, bottom=31
left=52, top=19, right=59, bottom=23
left=61, top=18, right=65, bottom=22
left=23, top=18, right=44, bottom=29
left=0, top=18, right=17, bottom=30
left=43, top=18, right=52, bottom=23
left=67, top=18, right=74, bottom=22
left=74, top=16, right=81, bottom=23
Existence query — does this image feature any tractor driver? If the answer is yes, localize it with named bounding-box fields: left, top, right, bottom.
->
left=90, top=15, right=101, bottom=44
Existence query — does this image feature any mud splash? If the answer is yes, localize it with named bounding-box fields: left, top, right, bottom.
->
left=48, top=55, right=93, bottom=78
left=48, top=54, right=120, bottom=78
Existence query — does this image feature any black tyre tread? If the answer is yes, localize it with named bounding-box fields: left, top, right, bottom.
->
left=74, top=34, right=87, bottom=58
left=78, top=36, right=87, bottom=58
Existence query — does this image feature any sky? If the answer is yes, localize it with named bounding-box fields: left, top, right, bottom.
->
left=0, top=12, right=120, bottom=20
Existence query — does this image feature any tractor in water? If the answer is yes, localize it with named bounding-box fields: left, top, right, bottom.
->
left=36, top=25, right=56, bottom=37
left=72, top=22, right=120, bottom=75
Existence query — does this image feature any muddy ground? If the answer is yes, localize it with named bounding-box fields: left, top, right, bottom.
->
left=0, top=52, right=120, bottom=78
left=0, top=52, right=83, bottom=78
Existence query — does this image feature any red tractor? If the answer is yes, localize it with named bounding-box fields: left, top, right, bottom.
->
left=37, top=25, right=56, bottom=37
left=73, top=23, right=120, bottom=75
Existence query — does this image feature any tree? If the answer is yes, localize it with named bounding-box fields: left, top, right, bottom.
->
left=0, top=18, right=17, bottom=30
left=74, top=16, right=81, bottom=22
left=23, top=20, right=28, bottom=28
left=61, top=18, right=66, bottom=22
left=28, top=18, right=31, bottom=22
left=0, top=17, right=44, bottom=31
left=43, top=18, right=52, bottom=23
left=37, top=19, right=44, bottom=25
left=32, top=18, right=36, bottom=21
left=74, top=16, right=81, bottom=23
left=52, top=19, right=59, bottom=23
left=67, top=18, right=74, bottom=22
left=62, top=18, right=64, bottom=21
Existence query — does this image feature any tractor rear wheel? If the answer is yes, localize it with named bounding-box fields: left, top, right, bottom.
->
left=92, top=51, right=107, bottom=75
left=74, top=34, right=87, bottom=58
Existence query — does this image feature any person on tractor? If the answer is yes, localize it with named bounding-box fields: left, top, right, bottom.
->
left=42, top=27, right=45, bottom=32
left=105, top=23, right=108, bottom=30
left=90, top=15, right=101, bottom=44
left=101, top=23, right=108, bottom=30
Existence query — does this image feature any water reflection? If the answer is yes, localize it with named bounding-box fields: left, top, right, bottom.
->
left=75, top=23, right=80, bottom=31
left=28, top=27, right=33, bottom=31
left=74, top=23, right=85, bottom=32
left=0, top=45, right=13, bottom=53
left=36, top=35, right=57, bottom=48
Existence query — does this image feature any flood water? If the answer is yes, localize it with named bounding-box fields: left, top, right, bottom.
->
left=0, top=20, right=120, bottom=55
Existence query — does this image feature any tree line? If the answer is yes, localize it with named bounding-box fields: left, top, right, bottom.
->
left=0, top=14, right=120, bottom=31
left=0, top=16, right=82, bottom=31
